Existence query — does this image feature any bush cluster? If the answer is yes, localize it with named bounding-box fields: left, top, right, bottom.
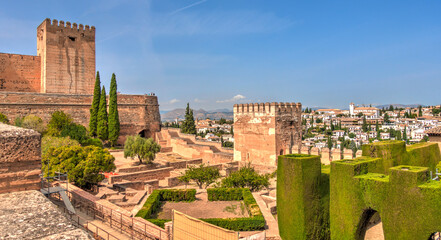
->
left=202, top=216, right=265, bottom=231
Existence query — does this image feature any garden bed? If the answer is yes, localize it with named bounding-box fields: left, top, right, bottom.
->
left=136, top=188, right=265, bottom=231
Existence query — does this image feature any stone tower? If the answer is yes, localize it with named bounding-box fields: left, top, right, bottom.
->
left=37, top=18, right=95, bottom=94
left=233, top=102, right=302, bottom=166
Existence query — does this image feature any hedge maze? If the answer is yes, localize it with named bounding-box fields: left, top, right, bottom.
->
left=277, top=141, right=441, bottom=240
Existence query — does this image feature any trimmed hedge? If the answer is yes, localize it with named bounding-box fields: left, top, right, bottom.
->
left=206, top=188, right=265, bottom=231
left=207, top=188, right=243, bottom=201
left=135, top=189, right=196, bottom=219
left=137, top=188, right=265, bottom=231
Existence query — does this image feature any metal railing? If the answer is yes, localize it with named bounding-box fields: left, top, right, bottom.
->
left=65, top=190, right=169, bottom=240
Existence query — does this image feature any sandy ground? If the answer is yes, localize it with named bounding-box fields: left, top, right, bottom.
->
left=156, top=191, right=249, bottom=219
left=365, top=222, right=385, bottom=240
left=110, top=150, right=191, bottom=171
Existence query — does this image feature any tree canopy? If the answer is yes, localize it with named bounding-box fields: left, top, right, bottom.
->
left=124, top=135, right=161, bottom=164
left=178, top=164, right=220, bottom=189
left=97, top=86, right=108, bottom=141
left=108, top=73, right=120, bottom=146
left=221, top=165, right=271, bottom=191
left=89, top=71, right=101, bottom=137
left=42, top=145, right=115, bottom=188
left=181, top=103, right=196, bottom=134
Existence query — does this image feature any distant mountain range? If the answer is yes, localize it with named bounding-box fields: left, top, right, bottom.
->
left=161, top=108, right=233, bottom=121
left=375, top=104, right=425, bottom=109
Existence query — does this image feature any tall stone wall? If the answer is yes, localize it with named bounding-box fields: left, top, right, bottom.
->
left=0, top=92, right=161, bottom=144
left=234, top=102, right=302, bottom=166
left=0, top=53, right=41, bottom=92
left=37, top=18, right=95, bottom=94
left=0, top=123, right=41, bottom=193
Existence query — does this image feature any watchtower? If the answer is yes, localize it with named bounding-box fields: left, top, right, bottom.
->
left=37, top=18, right=95, bottom=94
left=233, top=102, right=302, bottom=166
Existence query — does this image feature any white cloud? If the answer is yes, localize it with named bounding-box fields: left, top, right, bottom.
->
left=194, top=98, right=204, bottom=103
left=216, top=94, right=246, bottom=103
left=169, top=99, right=180, bottom=104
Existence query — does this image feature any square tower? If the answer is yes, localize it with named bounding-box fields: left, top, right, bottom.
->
left=37, top=18, right=95, bottom=94
left=233, top=102, right=302, bottom=166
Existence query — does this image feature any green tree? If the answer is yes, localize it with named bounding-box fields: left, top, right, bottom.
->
left=182, top=103, right=196, bottom=134
left=349, top=141, right=357, bottom=158
left=330, top=119, right=335, bottom=131
left=403, top=126, right=408, bottom=143
left=221, top=164, right=271, bottom=191
left=124, top=135, right=161, bottom=164
left=89, top=71, right=101, bottom=137
left=0, top=112, right=9, bottom=124
left=21, top=115, right=45, bottom=133
left=327, top=136, right=333, bottom=150
left=376, top=120, right=380, bottom=140
left=97, top=86, right=108, bottom=141
left=41, top=136, right=81, bottom=155
left=42, top=145, right=115, bottom=188
left=179, top=164, right=220, bottom=189
left=389, top=105, right=394, bottom=111
left=61, top=123, right=89, bottom=144
left=362, top=116, right=368, bottom=132
left=418, top=105, right=423, bottom=117
left=47, top=111, right=73, bottom=136
left=384, top=113, right=390, bottom=123
left=108, top=73, right=120, bottom=146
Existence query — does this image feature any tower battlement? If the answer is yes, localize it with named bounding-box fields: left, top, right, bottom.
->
left=40, top=18, right=95, bottom=34
left=234, top=102, right=302, bottom=115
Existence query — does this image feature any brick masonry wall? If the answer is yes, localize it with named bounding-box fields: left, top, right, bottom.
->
left=0, top=92, right=161, bottom=144
left=0, top=53, right=41, bottom=93
left=37, top=19, right=95, bottom=94
left=108, top=167, right=173, bottom=184
left=0, top=123, right=41, bottom=193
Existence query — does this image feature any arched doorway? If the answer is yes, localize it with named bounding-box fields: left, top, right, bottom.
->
left=138, top=129, right=151, bottom=138
left=356, top=208, right=384, bottom=240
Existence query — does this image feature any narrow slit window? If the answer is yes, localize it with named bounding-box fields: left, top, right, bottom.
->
left=68, top=36, right=76, bottom=41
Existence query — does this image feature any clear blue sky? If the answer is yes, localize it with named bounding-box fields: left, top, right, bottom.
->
left=1, top=1, right=441, bottom=111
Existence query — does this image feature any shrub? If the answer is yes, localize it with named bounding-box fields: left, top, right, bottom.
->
left=136, top=190, right=161, bottom=219
left=60, top=123, right=89, bottom=143
left=0, top=112, right=9, bottom=124
left=202, top=216, right=265, bottom=231
left=179, top=164, right=220, bottom=189
left=147, top=219, right=170, bottom=228
left=21, top=115, right=45, bottom=133
left=46, top=111, right=72, bottom=136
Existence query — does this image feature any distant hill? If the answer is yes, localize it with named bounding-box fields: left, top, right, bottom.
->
left=375, top=104, right=424, bottom=109
left=161, top=108, right=233, bottom=121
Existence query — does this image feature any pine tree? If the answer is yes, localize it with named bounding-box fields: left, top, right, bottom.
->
left=108, top=73, right=120, bottom=146
left=89, top=72, right=101, bottom=137
left=97, top=86, right=108, bottom=141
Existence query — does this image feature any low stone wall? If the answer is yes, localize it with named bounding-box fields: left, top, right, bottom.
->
left=0, top=123, right=41, bottom=193
left=167, top=158, right=203, bottom=169
left=108, top=167, right=173, bottom=184
left=117, top=163, right=162, bottom=173
left=113, top=180, right=159, bottom=191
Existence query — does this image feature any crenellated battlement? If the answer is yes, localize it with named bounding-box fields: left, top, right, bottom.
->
left=234, top=102, right=302, bottom=115
left=40, top=18, right=95, bottom=33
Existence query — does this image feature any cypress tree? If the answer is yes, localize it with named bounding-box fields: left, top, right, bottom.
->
left=187, top=109, right=196, bottom=134
left=403, top=126, right=407, bottom=143
left=97, top=86, right=108, bottom=141
left=108, top=73, right=120, bottom=146
left=376, top=120, right=380, bottom=140
left=362, top=116, right=368, bottom=132
left=89, top=72, right=101, bottom=137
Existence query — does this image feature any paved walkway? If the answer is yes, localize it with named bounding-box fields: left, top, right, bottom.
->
left=252, top=192, right=280, bottom=239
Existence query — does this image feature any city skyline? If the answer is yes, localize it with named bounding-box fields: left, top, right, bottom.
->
left=1, top=1, right=440, bottom=110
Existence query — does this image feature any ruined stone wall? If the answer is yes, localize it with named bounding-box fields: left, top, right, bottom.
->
left=233, top=102, right=302, bottom=166
left=108, top=167, right=173, bottom=184
left=0, top=123, right=41, bottom=193
left=0, top=92, right=161, bottom=144
left=37, top=19, right=95, bottom=94
left=0, top=53, right=41, bottom=92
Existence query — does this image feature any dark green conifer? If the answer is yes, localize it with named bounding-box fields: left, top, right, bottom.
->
left=89, top=72, right=101, bottom=137
left=108, top=73, right=120, bottom=146
left=97, top=86, right=108, bottom=141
